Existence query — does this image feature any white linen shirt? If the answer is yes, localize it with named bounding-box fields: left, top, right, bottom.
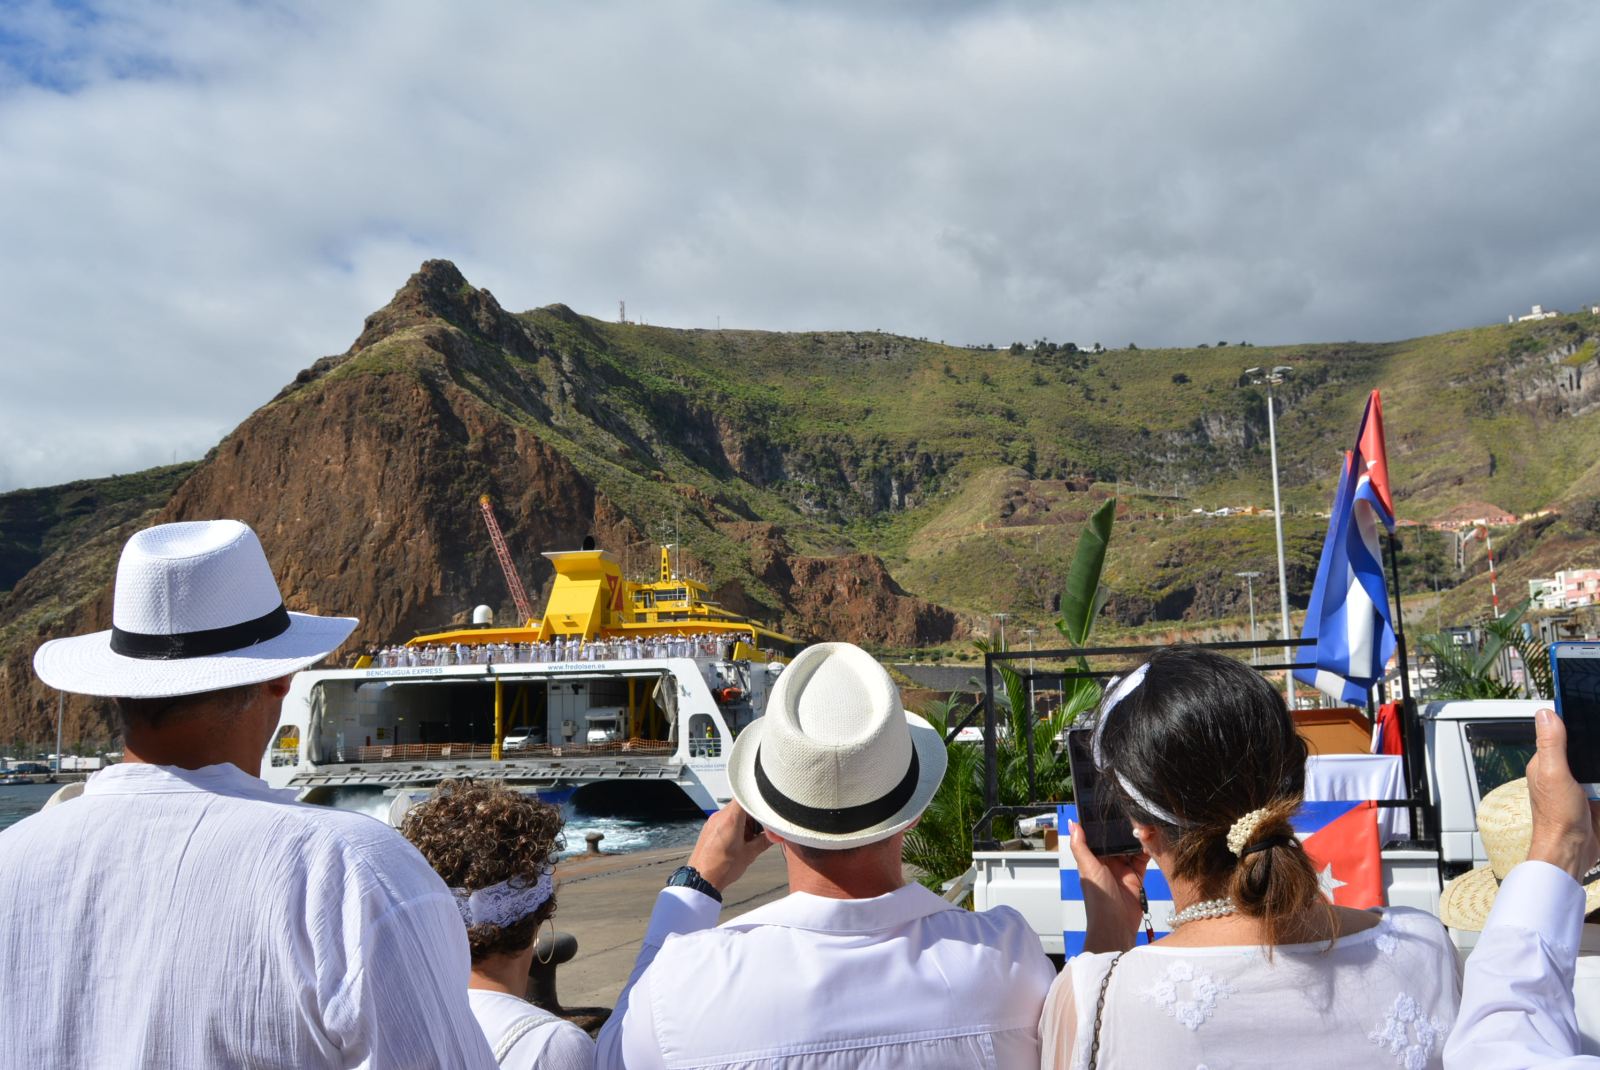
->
left=466, top=989, right=594, bottom=1069
left=1576, top=925, right=1600, bottom=1053
left=1447, top=860, right=1600, bottom=1068
left=0, top=762, right=496, bottom=1069
left=593, top=882, right=1055, bottom=1069
left=1043, top=907, right=1462, bottom=1069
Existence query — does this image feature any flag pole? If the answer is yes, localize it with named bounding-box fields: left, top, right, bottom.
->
left=1384, top=529, right=1429, bottom=844
left=1383, top=531, right=1414, bottom=710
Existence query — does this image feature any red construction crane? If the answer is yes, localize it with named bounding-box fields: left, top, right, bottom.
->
left=479, top=494, right=534, bottom=624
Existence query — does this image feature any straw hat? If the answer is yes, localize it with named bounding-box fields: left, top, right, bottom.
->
left=33, top=520, right=357, bottom=699
left=1440, top=777, right=1600, bottom=930
left=728, top=642, right=947, bottom=850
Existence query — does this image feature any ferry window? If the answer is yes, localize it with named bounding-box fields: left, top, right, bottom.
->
left=1463, top=720, right=1536, bottom=800
left=687, top=713, right=721, bottom=758
left=270, top=725, right=300, bottom=768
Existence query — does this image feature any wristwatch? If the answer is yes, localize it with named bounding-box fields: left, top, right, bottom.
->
left=665, top=864, right=723, bottom=903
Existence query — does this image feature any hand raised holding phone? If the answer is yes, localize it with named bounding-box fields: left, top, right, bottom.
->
left=1065, top=727, right=1141, bottom=856
left=1550, top=642, right=1600, bottom=800
left=1064, top=726, right=1151, bottom=951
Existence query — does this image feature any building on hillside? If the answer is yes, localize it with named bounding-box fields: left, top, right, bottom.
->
left=1428, top=502, right=1520, bottom=532
left=1512, top=304, right=1560, bottom=323
left=1553, top=568, right=1600, bottom=609
left=1529, top=577, right=1564, bottom=611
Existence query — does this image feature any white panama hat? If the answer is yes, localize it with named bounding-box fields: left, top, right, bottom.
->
left=33, top=520, right=358, bottom=699
left=728, top=642, right=947, bottom=850
left=1440, top=776, right=1600, bottom=931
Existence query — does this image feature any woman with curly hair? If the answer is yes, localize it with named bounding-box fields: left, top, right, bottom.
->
left=402, top=779, right=593, bottom=1069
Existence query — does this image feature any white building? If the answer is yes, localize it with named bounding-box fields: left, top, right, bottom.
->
left=1553, top=568, right=1600, bottom=609
left=1514, top=304, right=1560, bottom=323
left=1529, top=577, right=1564, bottom=611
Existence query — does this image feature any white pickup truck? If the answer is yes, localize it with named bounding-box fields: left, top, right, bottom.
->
left=971, top=699, right=1538, bottom=957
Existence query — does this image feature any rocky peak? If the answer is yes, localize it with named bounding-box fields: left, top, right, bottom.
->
left=351, top=259, right=513, bottom=354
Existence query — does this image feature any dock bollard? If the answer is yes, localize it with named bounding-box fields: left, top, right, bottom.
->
left=585, top=831, right=604, bottom=855
left=527, top=930, right=579, bottom=1012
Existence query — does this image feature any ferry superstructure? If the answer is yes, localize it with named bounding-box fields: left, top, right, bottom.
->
left=260, top=546, right=798, bottom=821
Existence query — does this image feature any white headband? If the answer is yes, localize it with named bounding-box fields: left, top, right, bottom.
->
left=1089, top=663, right=1188, bottom=828
left=451, top=870, right=554, bottom=929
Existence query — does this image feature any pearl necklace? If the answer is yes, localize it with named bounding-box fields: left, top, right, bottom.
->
left=1168, top=897, right=1236, bottom=930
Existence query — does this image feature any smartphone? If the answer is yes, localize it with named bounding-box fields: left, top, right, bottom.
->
left=1065, top=727, right=1142, bottom=856
left=1549, top=642, right=1600, bottom=799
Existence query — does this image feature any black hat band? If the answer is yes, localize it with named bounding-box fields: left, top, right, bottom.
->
left=110, top=604, right=292, bottom=661
left=753, top=745, right=921, bottom=835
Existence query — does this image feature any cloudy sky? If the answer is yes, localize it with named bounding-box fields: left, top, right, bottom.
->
left=2, top=1, right=1598, bottom=491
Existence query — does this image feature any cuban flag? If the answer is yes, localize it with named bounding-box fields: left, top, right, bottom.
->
left=1294, top=390, right=1398, bottom=704
left=1296, top=800, right=1383, bottom=908
left=1058, top=800, right=1381, bottom=955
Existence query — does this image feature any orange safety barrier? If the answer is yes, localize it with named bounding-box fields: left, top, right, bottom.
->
left=347, top=740, right=676, bottom=764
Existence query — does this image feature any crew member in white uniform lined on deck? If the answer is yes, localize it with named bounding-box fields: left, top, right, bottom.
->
left=0, top=520, right=496, bottom=1069
left=400, top=779, right=594, bottom=1070
left=593, top=641, right=1055, bottom=1069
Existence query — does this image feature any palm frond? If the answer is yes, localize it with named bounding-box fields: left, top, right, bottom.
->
left=905, top=499, right=1116, bottom=888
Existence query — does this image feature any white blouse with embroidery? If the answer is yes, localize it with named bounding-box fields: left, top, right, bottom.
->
left=1039, top=908, right=1462, bottom=1070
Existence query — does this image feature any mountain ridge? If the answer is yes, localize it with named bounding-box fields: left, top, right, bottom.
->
left=4, top=259, right=1599, bottom=746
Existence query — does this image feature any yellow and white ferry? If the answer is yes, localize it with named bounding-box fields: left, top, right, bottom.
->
left=259, top=545, right=798, bottom=823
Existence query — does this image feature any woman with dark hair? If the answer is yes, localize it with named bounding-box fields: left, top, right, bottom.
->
left=402, top=779, right=594, bottom=1069
left=1039, top=646, right=1461, bottom=1069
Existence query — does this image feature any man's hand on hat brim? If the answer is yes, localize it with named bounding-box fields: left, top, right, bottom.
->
left=1527, top=708, right=1600, bottom=882
left=688, top=800, right=773, bottom=894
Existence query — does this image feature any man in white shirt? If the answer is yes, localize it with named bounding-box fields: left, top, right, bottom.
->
left=0, top=520, right=496, bottom=1068
left=1447, top=708, right=1600, bottom=1068
left=594, top=641, right=1055, bottom=1069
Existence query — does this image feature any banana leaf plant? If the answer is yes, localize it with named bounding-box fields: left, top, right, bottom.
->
left=1419, top=599, right=1549, bottom=700
left=904, top=498, right=1116, bottom=889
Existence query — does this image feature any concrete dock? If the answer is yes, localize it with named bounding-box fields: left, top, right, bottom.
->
left=551, top=844, right=794, bottom=1011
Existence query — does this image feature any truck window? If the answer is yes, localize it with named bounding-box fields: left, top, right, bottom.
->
left=1463, top=720, right=1536, bottom=801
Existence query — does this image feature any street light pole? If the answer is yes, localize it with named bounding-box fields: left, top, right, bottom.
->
left=1246, top=366, right=1297, bottom=709
left=1235, top=571, right=1261, bottom=663
left=1023, top=627, right=1038, bottom=720
left=993, top=613, right=1009, bottom=651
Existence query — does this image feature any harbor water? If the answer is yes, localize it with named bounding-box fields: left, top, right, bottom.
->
left=0, top=782, right=59, bottom=831
left=0, top=780, right=705, bottom=853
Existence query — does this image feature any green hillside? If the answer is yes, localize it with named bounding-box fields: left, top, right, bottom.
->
left=9, top=263, right=1600, bottom=653
left=497, top=299, right=1600, bottom=637
left=534, top=307, right=1600, bottom=523
left=0, top=463, right=198, bottom=592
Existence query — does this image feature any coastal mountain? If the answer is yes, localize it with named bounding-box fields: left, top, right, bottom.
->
left=4, top=260, right=1599, bottom=746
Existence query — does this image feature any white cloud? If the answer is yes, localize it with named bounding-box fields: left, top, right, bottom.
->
left=2, top=0, right=1599, bottom=489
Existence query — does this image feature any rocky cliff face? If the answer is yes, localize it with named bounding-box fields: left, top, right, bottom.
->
left=0, top=262, right=959, bottom=744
